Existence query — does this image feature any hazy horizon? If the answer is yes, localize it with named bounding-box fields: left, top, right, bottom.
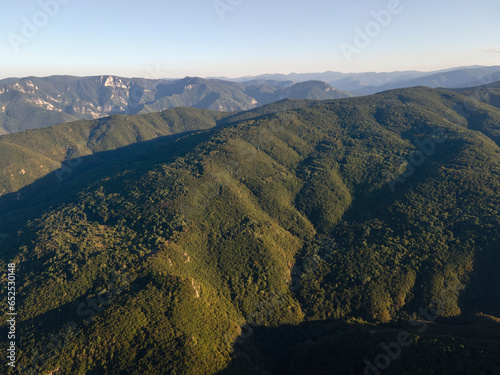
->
left=2, top=0, right=499, bottom=80
left=1, top=64, right=499, bottom=82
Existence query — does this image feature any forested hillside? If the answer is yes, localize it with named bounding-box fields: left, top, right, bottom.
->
left=451, top=81, right=500, bottom=110
left=0, top=107, right=227, bottom=197
left=0, top=76, right=351, bottom=134
left=1, top=87, right=500, bottom=374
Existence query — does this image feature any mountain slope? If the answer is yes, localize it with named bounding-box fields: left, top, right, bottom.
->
left=220, top=66, right=500, bottom=94
left=450, top=80, right=500, bottom=110
left=1, top=87, right=500, bottom=374
left=0, top=107, right=228, bottom=196
left=222, top=70, right=430, bottom=89
left=355, top=66, right=500, bottom=95
left=220, top=314, right=500, bottom=375
left=0, top=76, right=352, bottom=134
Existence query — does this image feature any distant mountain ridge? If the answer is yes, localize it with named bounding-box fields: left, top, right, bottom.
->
left=449, top=80, right=500, bottom=110
left=1, top=85, right=500, bottom=374
left=2, top=79, right=500, bottom=199
left=0, top=107, right=226, bottom=197
left=0, top=76, right=352, bottom=134
left=3, top=66, right=500, bottom=135
left=219, top=65, right=500, bottom=94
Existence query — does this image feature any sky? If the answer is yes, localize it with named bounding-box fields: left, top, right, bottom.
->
left=1, top=0, right=499, bottom=79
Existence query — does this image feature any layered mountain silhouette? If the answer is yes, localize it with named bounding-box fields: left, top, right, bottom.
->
left=3, top=65, right=500, bottom=135
left=450, top=80, right=500, bottom=110
left=221, top=65, right=500, bottom=95
left=0, top=76, right=352, bottom=134
left=1, top=85, right=500, bottom=374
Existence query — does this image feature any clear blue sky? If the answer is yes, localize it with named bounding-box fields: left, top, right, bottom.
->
left=1, top=0, right=499, bottom=79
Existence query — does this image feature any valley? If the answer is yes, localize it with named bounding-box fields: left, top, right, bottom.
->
left=1, top=84, right=499, bottom=374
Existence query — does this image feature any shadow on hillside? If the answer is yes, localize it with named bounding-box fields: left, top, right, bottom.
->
left=217, top=315, right=500, bottom=375
left=0, top=128, right=215, bottom=229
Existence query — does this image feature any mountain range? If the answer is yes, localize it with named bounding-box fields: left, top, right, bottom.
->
left=2, top=66, right=500, bottom=136
left=452, top=80, right=500, bottom=110
left=220, top=65, right=500, bottom=94
left=1, top=83, right=500, bottom=374
left=0, top=76, right=352, bottom=134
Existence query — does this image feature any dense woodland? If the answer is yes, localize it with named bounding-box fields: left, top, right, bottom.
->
left=1, top=86, right=500, bottom=374
left=453, top=81, right=500, bottom=110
